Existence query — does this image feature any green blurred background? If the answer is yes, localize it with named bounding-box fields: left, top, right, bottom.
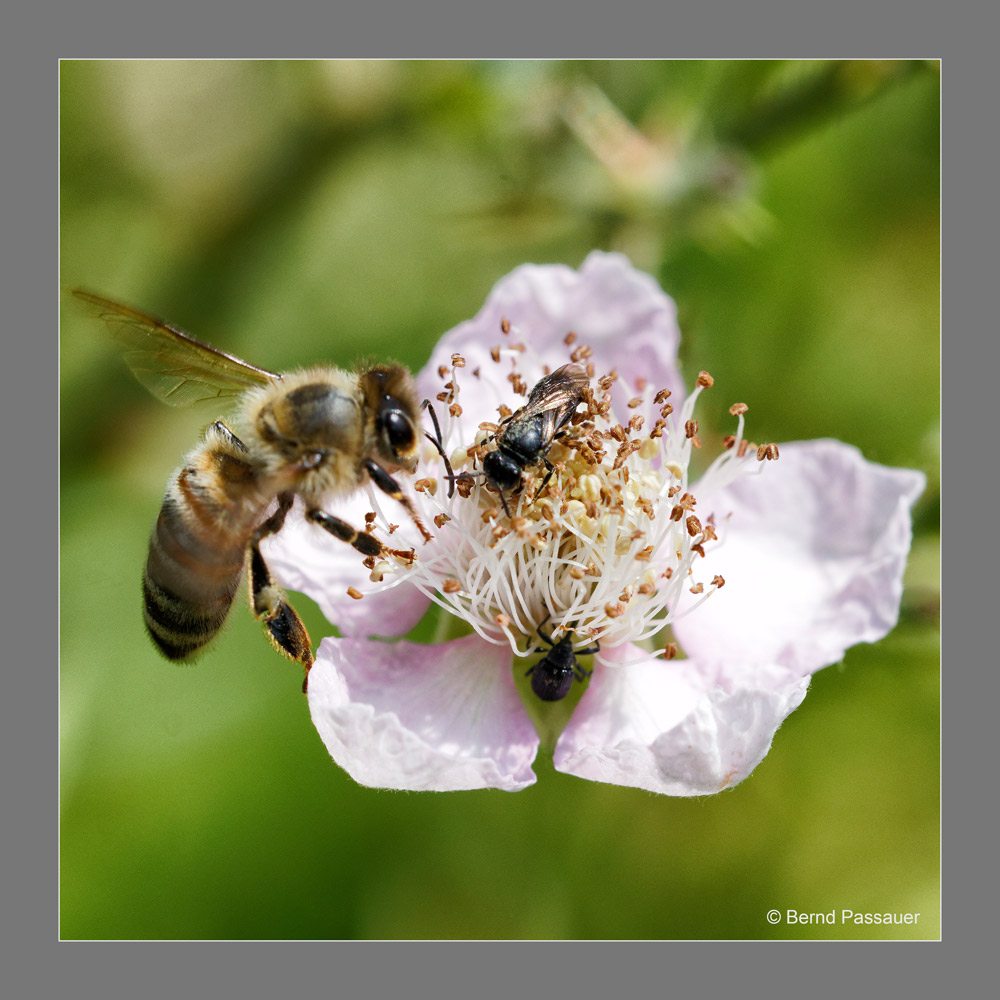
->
left=60, top=60, right=940, bottom=940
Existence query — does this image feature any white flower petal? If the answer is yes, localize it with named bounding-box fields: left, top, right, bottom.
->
left=261, top=502, right=430, bottom=638
left=553, top=644, right=809, bottom=795
left=675, top=439, right=926, bottom=673
left=417, top=250, right=685, bottom=432
left=307, top=634, right=539, bottom=791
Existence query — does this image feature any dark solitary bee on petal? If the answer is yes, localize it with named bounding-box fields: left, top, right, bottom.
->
left=74, top=290, right=432, bottom=692
left=480, top=363, right=590, bottom=516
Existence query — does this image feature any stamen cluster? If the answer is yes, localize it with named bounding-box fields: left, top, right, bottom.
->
left=379, top=322, right=778, bottom=663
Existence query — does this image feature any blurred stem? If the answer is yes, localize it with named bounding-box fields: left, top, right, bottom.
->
left=709, top=60, right=932, bottom=156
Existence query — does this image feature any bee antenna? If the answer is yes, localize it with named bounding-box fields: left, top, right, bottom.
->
left=420, top=399, right=456, bottom=498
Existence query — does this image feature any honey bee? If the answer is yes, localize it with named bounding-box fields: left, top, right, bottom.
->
left=480, top=363, right=590, bottom=515
left=525, top=613, right=599, bottom=702
left=75, top=290, right=432, bottom=690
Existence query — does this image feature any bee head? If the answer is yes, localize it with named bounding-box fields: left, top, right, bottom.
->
left=483, top=449, right=523, bottom=493
left=360, top=364, right=421, bottom=472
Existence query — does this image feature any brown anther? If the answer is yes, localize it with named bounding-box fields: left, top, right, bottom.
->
left=569, top=565, right=586, bottom=579
left=629, top=414, right=645, bottom=432
left=668, top=485, right=680, bottom=497
left=443, top=380, right=454, bottom=390
left=472, top=367, right=481, bottom=378
left=654, top=388, right=671, bottom=404
left=691, top=543, right=706, bottom=558
left=442, top=579, right=461, bottom=594
left=584, top=500, right=599, bottom=519
left=635, top=545, right=655, bottom=561
left=702, top=523, right=717, bottom=541
left=413, top=478, right=436, bottom=494
left=438, top=365, right=449, bottom=378
left=638, top=580, right=656, bottom=595
left=388, top=547, right=416, bottom=563
left=481, top=508, right=499, bottom=524
left=722, top=435, right=736, bottom=450
left=433, top=513, right=451, bottom=529
left=757, top=444, right=768, bottom=461
left=456, top=478, right=474, bottom=498
left=690, top=582, right=705, bottom=594
left=497, top=404, right=512, bottom=419
left=767, top=443, right=780, bottom=460
left=490, top=346, right=501, bottom=363
left=686, top=515, right=703, bottom=537
left=696, top=371, right=714, bottom=388
left=685, top=419, right=698, bottom=439
left=387, top=523, right=400, bottom=534
left=564, top=331, right=577, bottom=346
left=436, top=391, right=450, bottom=402
left=670, top=505, right=684, bottom=521
left=570, top=345, right=593, bottom=362
left=662, top=643, right=677, bottom=660
left=660, top=403, right=674, bottom=417
left=711, top=575, right=726, bottom=588
left=512, top=342, right=527, bottom=353
left=362, top=556, right=376, bottom=570
left=663, top=567, right=673, bottom=579
left=729, top=402, right=748, bottom=416
left=680, top=492, right=697, bottom=509
left=451, top=353, right=466, bottom=368
left=449, top=403, right=463, bottom=418
left=597, top=372, right=618, bottom=391
left=500, top=318, right=511, bottom=335
left=509, top=517, right=530, bottom=536
left=618, top=587, right=633, bottom=603
left=604, top=602, right=625, bottom=618
left=491, top=525, right=509, bottom=542
left=364, top=511, right=377, bottom=525
left=347, top=587, right=364, bottom=600
left=627, top=396, right=643, bottom=409
left=507, top=373, right=528, bottom=396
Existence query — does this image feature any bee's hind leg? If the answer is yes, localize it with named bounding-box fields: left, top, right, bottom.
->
left=248, top=492, right=314, bottom=692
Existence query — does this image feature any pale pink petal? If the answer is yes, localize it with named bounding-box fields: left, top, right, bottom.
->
left=261, top=502, right=430, bottom=639
left=553, top=644, right=809, bottom=795
left=675, top=439, right=926, bottom=674
left=307, top=634, right=538, bottom=791
left=417, top=251, right=685, bottom=431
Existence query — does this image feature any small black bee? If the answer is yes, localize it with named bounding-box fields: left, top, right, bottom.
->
left=525, top=614, right=599, bottom=702
left=482, top=363, right=590, bottom=515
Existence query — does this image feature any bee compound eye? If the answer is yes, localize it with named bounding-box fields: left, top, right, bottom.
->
left=381, top=407, right=415, bottom=454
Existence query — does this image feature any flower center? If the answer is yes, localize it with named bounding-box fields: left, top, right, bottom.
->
left=371, top=325, right=776, bottom=662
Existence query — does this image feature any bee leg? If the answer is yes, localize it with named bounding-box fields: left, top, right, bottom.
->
left=305, top=508, right=385, bottom=558
left=210, top=419, right=249, bottom=452
left=421, top=399, right=456, bottom=498
left=534, top=611, right=555, bottom=649
left=532, top=457, right=557, bottom=500
left=249, top=493, right=314, bottom=691
left=363, top=458, right=434, bottom=544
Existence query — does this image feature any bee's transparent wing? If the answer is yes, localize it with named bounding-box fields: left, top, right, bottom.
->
left=516, top=363, right=590, bottom=422
left=73, top=290, right=280, bottom=406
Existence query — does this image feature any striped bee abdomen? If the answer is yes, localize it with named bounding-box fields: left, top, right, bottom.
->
left=142, top=423, right=264, bottom=660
